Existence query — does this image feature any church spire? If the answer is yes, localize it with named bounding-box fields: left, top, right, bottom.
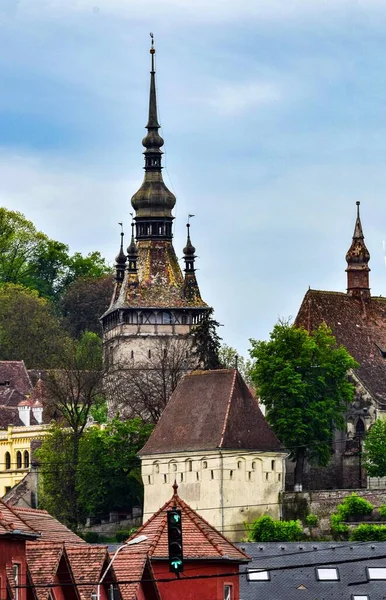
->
left=183, top=219, right=203, bottom=303
left=114, top=223, right=126, bottom=283
left=346, top=201, right=371, bottom=300
left=131, top=34, right=176, bottom=241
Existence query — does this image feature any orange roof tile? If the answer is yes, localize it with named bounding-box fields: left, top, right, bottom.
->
left=112, top=551, right=150, bottom=600
left=11, top=506, right=84, bottom=544
left=66, top=545, right=110, bottom=600
left=126, top=488, right=249, bottom=562
left=0, top=499, right=39, bottom=537
left=26, top=541, right=64, bottom=600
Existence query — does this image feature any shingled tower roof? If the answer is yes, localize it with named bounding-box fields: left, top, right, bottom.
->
left=139, top=369, right=284, bottom=455
left=296, top=203, right=386, bottom=406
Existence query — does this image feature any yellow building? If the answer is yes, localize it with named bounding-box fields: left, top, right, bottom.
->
left=0, top=423, right=49, bottom=496
left=0, top=361, right=50, bottom=498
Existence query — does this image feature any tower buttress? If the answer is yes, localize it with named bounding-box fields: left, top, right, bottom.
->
left=346, top=201, right=371, bottom=300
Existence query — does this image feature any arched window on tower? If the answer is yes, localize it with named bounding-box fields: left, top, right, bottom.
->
left=24, top=451, right=29, bottom=469
left=16, top=451, right=22, bottom=469
left=5, top=452, right=10, bottom=470
left=356, top=418, right=365, bottom=438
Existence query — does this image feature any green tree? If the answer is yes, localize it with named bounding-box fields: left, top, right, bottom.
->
left=363, top=419, right=386, bottom=477
left=76, top=418, right=154, bottom=519
left=0, top=284, right=68, bottom=367
left=41, top=332, right=105, bottom=527
left=218, top=344, right=252, bottom=383
left=0, top=208, right=111, bottom=303
left=59, top=274, right=113, bottom=338
left=37, top=418, right=153, bottom=527
left=192, top=308, right=222, bottom=370
left=249, top=321, right=358, bottom=488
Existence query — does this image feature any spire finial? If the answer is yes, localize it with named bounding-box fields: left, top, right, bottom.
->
left=114, top=222, right=126, bottom=282
left=356, top=200, right=360, bottom=218
left=172, top=480, right=178, bottom=497
left=150, top=32, right=155, bottom=72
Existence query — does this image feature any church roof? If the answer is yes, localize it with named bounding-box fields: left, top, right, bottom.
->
left=0, top=361, right=32, bottom=407
left=139, top=369, right=284, bottom=455
left=295, top=289, right=386, bottom=405
left=122, top=485, right=249, bottom=562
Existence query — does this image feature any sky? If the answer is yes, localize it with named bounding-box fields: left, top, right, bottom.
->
left=1, top=0, right=386, bottom=357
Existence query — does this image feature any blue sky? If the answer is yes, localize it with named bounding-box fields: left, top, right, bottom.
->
left=1, top=0, right=386, bottom=356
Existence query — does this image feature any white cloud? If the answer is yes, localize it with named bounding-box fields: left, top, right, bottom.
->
left=17, top=0, right=386, bottom=24
left=201, top=80, right=281, bottom=116
left=0, top=149, right=140, bottom=260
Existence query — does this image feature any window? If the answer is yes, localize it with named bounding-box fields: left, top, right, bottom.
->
left=202, top=460, right=208, bottom=469
left=130, top=350, right=134, bottom=359
left=265, top=472, right=269, bottom=481
left=16, top=452, right=22, bottom=469
left=278, top=473, right=281, bottom=482
left=147, top=475, right=151, bottom=484
left=223, top=585, right=233, bottom=600
left=148, top=349, right=151, bottom=359
left=271, top=460, right=275, bottom=470
left=154, top=462, right=160, bottom=474
left=24, top=451, right=29, bottom=469
left=248, top=472, right=252, bottom=480
left=351, top=596, right=369, bottom=600
left=5, top=452, right=11, bottom=470
left=186, top=460, right=193, bottom=472
left=13, top=564, right=20, bottom=600
left=196, top=472, right=200, bottom=481
left=316, top=568, right=339, bottom=581
left=230, top=470, right=233, bottom=480
left=367, top=567, right=386, bottom=580
left=252, top=461, right=256, bottom=470
left=210, top=470, right=214, bottom=480
left=247, top=569, right=270, bottom=581
left=180, top=473, right=183, bottom=482
left=164, top=474, right=167, bottom=484
left=237, top=461, right=242, bottom=469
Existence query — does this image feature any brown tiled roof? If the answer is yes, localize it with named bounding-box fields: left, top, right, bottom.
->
left=0, top=361, right=32, bottom=407
left=107, top=240, right=207, bottom=312
left=140, top=369, right=284, bottom=454
left=0, top=499, right=39, bottom=536
left=66, top=545, right=110, bottom=600
left=295, top=290, right=386, bottom=405
left=113, top=552, right=158, bottom=600
left=125, top=488, right=249, bottom=562
left=11, top=506, right=85, bottom=544
left=26, top=541, right=64, bottom=600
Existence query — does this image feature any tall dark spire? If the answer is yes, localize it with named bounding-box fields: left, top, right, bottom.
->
left=131, top=34, right=176, bottom=240
left=126, top=220, right=139, bottom=286
left=114, top=223, right=126, bottom=283
left=346, top=201, right=371, bottom=300
left=183, top=218, right=203, bottom=303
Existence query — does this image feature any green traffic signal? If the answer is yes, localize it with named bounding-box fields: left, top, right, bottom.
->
left=170, top=558, right=183, bottom=571
left=173, top=514, right=180, bottom=523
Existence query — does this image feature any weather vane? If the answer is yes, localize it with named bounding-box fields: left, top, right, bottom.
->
left=188, top=214, right=195, bottom=224
left=118, top=222, right=123, bottom=234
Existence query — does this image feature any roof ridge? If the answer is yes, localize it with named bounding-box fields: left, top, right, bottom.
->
left=2, top=500, right=40, bottom=534
left=13, top=507, right=48, bottom=514
left=128, top=496, right=172, bottom=542
left=178, top=498, right=225, bottom=556
left=219, top=370, right=237, bottom=448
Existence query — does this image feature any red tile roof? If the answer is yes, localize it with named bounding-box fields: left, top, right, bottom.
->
left=140, top=369, right=283, bottom=454
left=113, top=551, right=158, bottom=600
left=0, top=361, right=32, bottom=407
left=125, top=488, right=249, bottom=563
left=66, top=545, right=110, bottom=600
left=26, top=541, right=64, bottom=600
left=295, top=290, right=386, bottom=405
left=0, top=499, right=39, bottom=536
left=11, top=506, right=84, bottom=544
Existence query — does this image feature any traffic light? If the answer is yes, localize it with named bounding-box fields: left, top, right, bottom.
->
left=167, top=508, right=183, bottom=574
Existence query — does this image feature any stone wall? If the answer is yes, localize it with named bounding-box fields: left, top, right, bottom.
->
left=282, top=489, right=386, bottom=534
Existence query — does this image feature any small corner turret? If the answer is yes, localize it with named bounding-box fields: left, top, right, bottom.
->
left=346, top=201, right=371, bottom=300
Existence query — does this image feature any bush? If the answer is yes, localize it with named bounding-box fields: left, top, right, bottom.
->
left=115, top=529, right=132, bottom=543
left=336, top=493, right=373, bottom=520
left=330, top=514, right=349, bottom=540
left=248, top=515, right=303, bottom=542
left=378, top=505, right=386, bottom=520
left=306, top=514, right=319, bottom=528
left=82, top=531, right=100, bottom=543
left=350, top=524, right=386, bottom=542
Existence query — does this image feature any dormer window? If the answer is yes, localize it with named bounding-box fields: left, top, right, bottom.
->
left=316, top=567, right=339, bottom=581
left=247, top=569, right=270, bottom=581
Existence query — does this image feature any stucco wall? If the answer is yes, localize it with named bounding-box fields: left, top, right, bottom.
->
left=142, top=449, right=286, bottom=541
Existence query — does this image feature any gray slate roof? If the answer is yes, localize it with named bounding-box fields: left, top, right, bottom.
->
left=238, top=542, right=386, bottom=600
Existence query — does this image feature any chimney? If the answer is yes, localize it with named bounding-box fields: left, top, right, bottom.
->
left=32, top=401, right=43, bottom=425
left=18, top=399, right=31, bottom=427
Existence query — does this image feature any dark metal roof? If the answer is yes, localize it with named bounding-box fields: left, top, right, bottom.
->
left=238, top=541, right=386, bottom=600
